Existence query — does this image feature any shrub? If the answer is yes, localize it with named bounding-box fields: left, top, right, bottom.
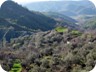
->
left=10, top=59, right=22, bottom=72
left=71, top=30, right=82, bottom=36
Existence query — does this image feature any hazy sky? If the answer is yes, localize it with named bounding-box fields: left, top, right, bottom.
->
left=0, top=0, right=96, bottom=6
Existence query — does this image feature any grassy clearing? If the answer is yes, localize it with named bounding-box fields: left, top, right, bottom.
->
left=55, top=27, right=68, bottom=32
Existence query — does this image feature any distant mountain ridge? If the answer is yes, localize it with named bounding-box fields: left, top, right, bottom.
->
left=43, top=12, right=77, bottom=23
left=24, top=0, right=96, bottom=16
left=43, top=12, right=79, bottom=29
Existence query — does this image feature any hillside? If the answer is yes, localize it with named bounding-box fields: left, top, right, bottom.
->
left=0, top=18, right=28, bottom=41
left=83, top=17, right=96, bottom=29
left=43, top=12, right=80, bottom=29
left=43, top=12, right=77, bottom=23
left=0, top=1, right=56, bottom=41
left=0, top=28, right=96, bottom=72
left=0, top=1, right=56, bottom=31
left=24, top=0, right=96, bottom=16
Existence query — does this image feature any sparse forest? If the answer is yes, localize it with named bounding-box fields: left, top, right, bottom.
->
left=0, top=28, right=96, bottom=72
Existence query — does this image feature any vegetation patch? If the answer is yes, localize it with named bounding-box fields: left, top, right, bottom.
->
left=55, top=27, right=68, bottom=32
left=10, top=59, right=22, bottom=72
left=71, top=30, right=82, bottom=36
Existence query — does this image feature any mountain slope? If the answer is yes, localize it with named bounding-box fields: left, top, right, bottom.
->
left=43, top=12, right=79, bottom=29
left=0, top=18, right=31, bottom=41
left=0, top=1, right=80, bottom=41
left=83, top=17, right=96, bottom=29
left=0, top=1, right=57, bottom=41
left=43, top=12, right=77, bottom=23
left=0, top=1, right=56, bottom=31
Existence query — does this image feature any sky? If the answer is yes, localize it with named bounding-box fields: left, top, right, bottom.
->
left=0, top=0, right=96, bottom=6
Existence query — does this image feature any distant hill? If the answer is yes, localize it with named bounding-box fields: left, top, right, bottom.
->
left=24, top=0, right=96, bottom=16
left=43, top=12, right=77, bottom=23
left=43, top=12, right=79, bottom=29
